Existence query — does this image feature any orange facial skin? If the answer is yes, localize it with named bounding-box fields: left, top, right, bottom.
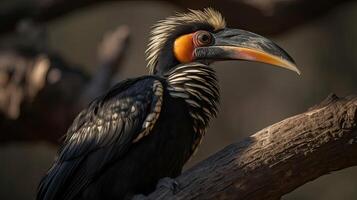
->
left=173, top=33, right=194, bottom=63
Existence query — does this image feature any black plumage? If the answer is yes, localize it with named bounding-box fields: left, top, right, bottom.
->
left=38, top=76, right=199, bottom=199
left=38, top=8, right=299, bottom=200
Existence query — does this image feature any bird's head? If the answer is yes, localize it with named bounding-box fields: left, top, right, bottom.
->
left=146, top=8, right=300, bottom=75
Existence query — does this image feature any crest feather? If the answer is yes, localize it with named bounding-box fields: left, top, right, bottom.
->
left=146, top=8, right=226, bottom=74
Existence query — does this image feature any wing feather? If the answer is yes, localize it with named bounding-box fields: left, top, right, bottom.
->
left=37, top=77, right=164, bottom=200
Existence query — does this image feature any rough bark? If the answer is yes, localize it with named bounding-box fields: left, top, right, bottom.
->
left=147, top=94, right=357, bottom=200
left=0, top=0, right=354, bottom=35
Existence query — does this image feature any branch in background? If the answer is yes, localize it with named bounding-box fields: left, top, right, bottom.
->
left=0, top=0, right=354, bottom=35
left=78, top=25, right=130, bottom=106
left=175, top=0, right=355, bottom=35
left=0, top=24, right=130, bottom=144
left=147, top=94, right=357, bottom=200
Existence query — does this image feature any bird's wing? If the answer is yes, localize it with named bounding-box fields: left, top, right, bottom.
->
left=37, top=77, right=164, bottom=200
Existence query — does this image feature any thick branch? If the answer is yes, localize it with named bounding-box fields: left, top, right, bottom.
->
left=0, top=0, right=354, bottom=35
left=147, top=94, right=357, bottom=200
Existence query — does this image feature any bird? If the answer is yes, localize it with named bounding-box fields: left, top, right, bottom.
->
left=37, top=8, right=300, bottom=200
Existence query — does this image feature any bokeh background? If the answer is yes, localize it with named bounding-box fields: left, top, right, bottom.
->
left=0, top=0, right=357, bottom=199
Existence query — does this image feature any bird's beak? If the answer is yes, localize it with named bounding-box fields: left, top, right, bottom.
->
left=195, top=28, right=300, bottom=74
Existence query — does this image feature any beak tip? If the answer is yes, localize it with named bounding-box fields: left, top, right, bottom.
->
left=285, top=61, right=301, bottom=75
left=294, top=67, right=301, bottom=75
left=293, top=65, right=301, bottom=76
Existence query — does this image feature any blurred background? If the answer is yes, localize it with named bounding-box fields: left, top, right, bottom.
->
left=0, top=0, right=356, bottom=199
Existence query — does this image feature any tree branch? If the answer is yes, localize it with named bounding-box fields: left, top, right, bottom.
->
left=177, top=0, right=354, bottom=35
left=0, top=0, right=354, bottom=35
left=78, top=25, right=130, bottom=107
left=0, top=24, right=130, bottom=144
left=147, top=94, right=357, bottom=200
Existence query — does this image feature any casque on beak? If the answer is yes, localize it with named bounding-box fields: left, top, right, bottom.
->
left=194, top=28, right=301, bottom=75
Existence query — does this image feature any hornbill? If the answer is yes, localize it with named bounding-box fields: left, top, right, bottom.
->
left=37, top=8, right=300, bottom=200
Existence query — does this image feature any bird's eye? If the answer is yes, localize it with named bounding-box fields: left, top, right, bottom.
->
left=194, top=31, right=212, bottom=47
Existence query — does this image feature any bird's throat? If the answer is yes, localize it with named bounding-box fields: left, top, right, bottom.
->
left=166, top=63, right=219, bottom=135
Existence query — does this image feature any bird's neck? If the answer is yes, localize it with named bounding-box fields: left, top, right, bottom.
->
left=165, top=62, right=219, bottom=135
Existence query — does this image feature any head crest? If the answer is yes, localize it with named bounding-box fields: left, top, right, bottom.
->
left=146, top=8, right=226, bottom=74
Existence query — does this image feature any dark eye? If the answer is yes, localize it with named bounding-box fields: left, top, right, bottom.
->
left=194, top=31, right=212, bottom=47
